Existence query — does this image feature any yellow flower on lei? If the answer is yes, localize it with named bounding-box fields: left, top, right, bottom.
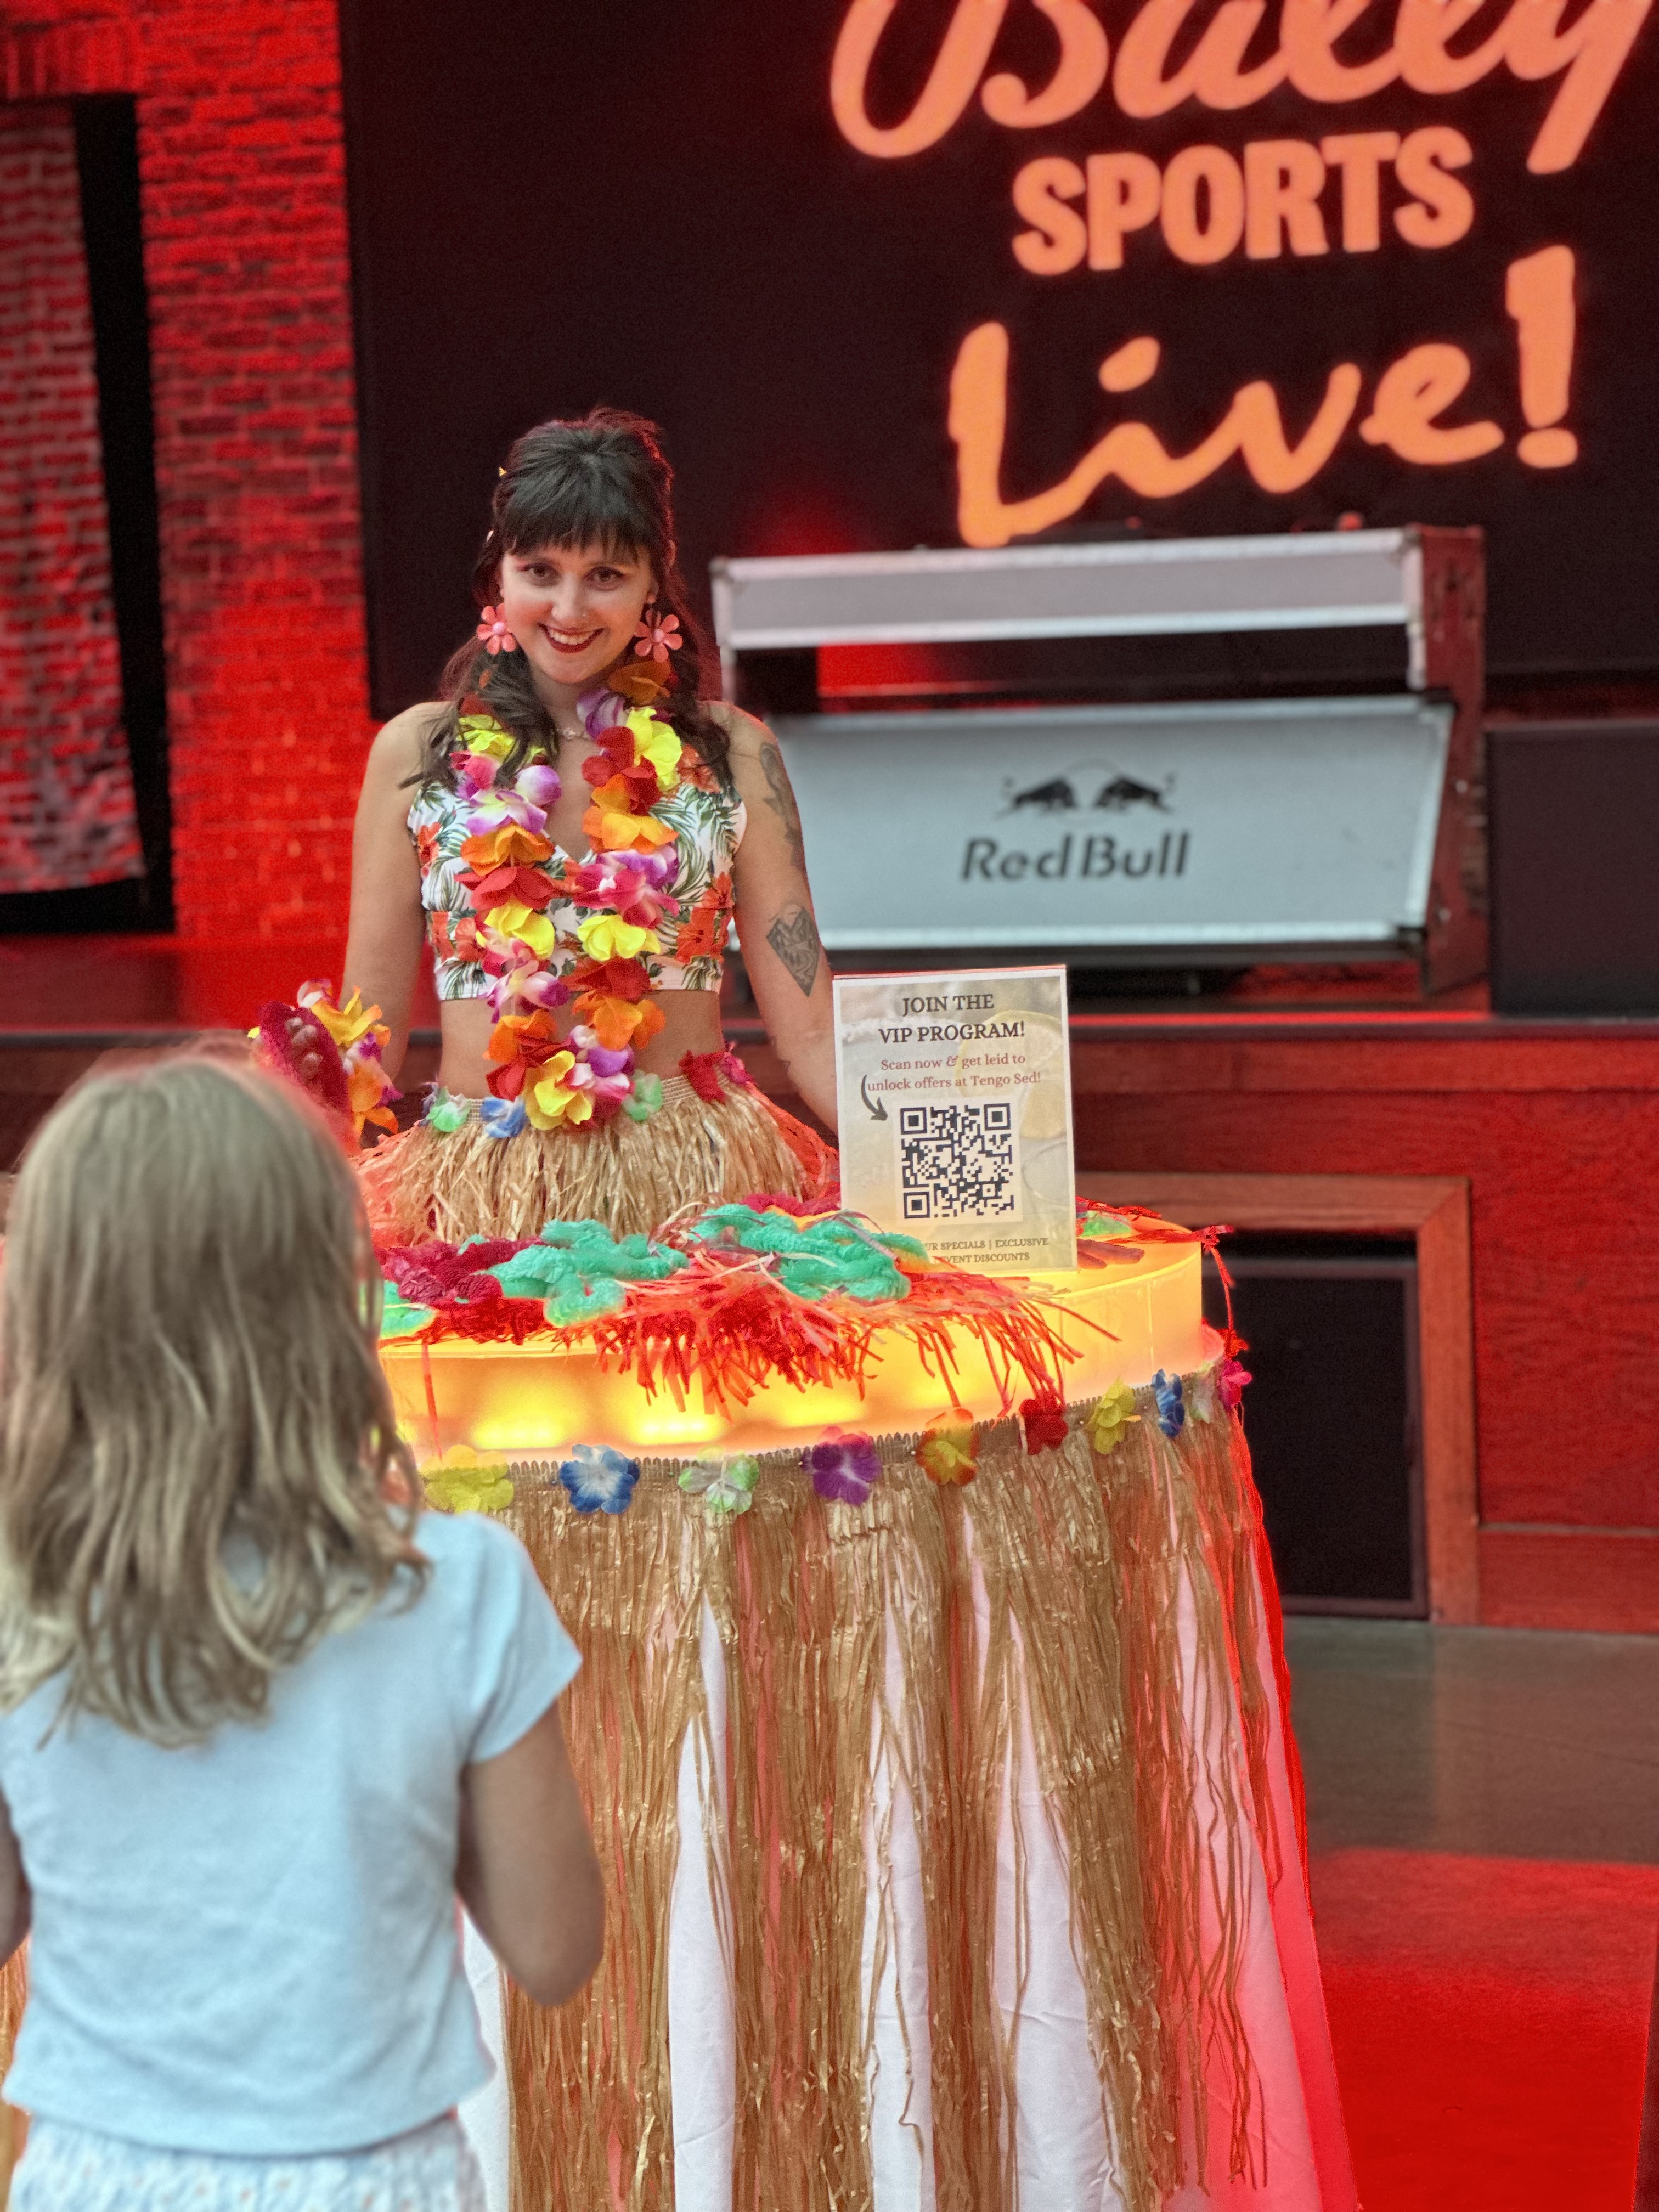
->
left=480, top=900, right=555, bottom=960
left=584, top=780, right=677, bottom=853
left=455, top=714, right=514, bottom=761
left=347, top=1060, right=398, bottom=1136
left=461, top=820, right=553, bottom=868
left=304, top=986, right=387, bottom=1057
left=421, top=1446, right=515, bottom=1515
left=1086, top=1381, right=1140, bottom=1455
left=576, top=912, right=661, bottom=963
left=523, top=1051, right=595, bottom=1130
left=917, top=1407, right=979, bottom=1487
left=625, top=707, right=683, bottom=789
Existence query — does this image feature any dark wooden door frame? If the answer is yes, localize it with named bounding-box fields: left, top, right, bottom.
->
left=1076, top=1170, right=1479, bottom=1626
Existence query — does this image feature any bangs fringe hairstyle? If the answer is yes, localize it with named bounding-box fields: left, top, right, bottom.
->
left=0, top=1051, right=424, bottom=1746
left=419, top=406, right=731, bottom=789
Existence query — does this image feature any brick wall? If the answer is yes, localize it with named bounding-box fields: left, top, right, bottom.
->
left=0, top=1, right=373, bottom=940
left=0, top=98, right=141, bottom=894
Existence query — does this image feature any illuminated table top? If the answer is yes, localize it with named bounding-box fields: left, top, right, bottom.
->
left=382, top=1238, right=1204, bottom=1460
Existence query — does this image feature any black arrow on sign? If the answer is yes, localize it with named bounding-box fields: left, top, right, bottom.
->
left=860, top=1075, right=888, bottom=1121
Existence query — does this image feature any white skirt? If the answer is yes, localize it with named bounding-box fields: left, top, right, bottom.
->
left=10, top=2114, right=484, bottom=2212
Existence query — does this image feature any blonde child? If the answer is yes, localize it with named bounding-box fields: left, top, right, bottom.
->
left=0, top=1053, right=602, bottom=2209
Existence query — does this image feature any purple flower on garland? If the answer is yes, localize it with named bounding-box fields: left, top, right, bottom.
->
left=516, top=762, right=562, bottom=812
left=804, top=1432, right=881, bottom=1506
left=558, top=1443, right=640, bottom=1516
left=577, top=684, right=629, bottom=737
left=1218, top=1357, right=1251, bottom=1411
left=1153, top=1370, right=1186, bottom=1437
left=566, top=1025, right=633, bottom=1080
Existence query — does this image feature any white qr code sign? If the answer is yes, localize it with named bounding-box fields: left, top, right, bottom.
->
left=834, top=966, right=1075, bottom=1274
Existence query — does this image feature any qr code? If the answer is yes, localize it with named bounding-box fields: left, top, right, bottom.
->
left=899, top=1102, right=1018, bottom=1221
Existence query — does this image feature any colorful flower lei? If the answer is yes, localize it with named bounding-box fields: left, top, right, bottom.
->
left=251, top=982, right=400, bottom=1142
left=456, top=663, right=690, bottom=1130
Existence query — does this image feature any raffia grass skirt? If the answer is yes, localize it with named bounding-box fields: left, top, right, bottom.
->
left=500, top=1395, right=1291, bottom=2212
left=357, top=1073, right=836, bottom=1245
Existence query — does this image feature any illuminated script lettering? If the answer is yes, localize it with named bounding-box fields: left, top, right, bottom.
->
left=829, top=0, right=1650, bottom=538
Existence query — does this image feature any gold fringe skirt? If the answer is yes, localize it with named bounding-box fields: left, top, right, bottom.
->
left=499, top=1385, right=1291, bottom=2212
left=358, top=1071, right=836, bottom=1245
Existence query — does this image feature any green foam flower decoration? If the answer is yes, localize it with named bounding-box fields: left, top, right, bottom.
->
left=688, top=1207, right=921, bottom=1304
left=543, top=1277, right=629, bottom=1328
left=425, top=1088, right=471, bottom=1136
left=1080, top=1211, right=1136, bottom=1241
left=678, top=1453, right=760, bottom=1516
left=380, top=1288, right=436, bottom=1340
left=489, top=1219, right=690, bottom=1328
left=623, top=1072, right=664, bottom=1122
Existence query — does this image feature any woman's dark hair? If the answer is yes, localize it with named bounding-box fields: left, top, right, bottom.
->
left=416, top=408, right=729, bottom=787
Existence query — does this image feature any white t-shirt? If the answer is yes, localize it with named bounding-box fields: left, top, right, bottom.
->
left=0, top=1508, right=580, bottom=2155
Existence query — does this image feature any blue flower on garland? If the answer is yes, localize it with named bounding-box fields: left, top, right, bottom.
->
left=558, top=1443, right=639, bottom=1516
left=479, top=1095, right=528, bottom=1140
left=1153, top=1370, right=1186, bottom=1438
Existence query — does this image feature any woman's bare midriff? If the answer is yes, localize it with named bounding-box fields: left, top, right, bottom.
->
left=433, top=990, right=727, bottom=1099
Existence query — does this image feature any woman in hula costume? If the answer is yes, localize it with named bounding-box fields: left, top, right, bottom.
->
left=344, top=408, right=837, bottom=1242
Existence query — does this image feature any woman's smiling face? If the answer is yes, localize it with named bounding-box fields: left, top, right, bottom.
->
left=496, top=540, right=657, bottom=696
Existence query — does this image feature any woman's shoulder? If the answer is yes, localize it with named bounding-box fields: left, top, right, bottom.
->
left=701, top=698, right=773, bottom=763
left=371, top=701, right=448, bottom=772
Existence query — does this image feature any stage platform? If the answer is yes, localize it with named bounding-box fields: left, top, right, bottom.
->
left=5, top=934, right=1659, bottom=1635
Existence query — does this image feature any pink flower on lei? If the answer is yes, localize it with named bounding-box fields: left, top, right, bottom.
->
left=562, top=850, right=678, bottom=929
left=481, top=929, right=569, bottom=1020
left=465, top=761, right=561, bottom=840
left=454, top=750, right=500, bottom=799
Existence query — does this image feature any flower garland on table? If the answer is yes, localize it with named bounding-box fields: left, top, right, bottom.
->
left=458, top=659, right=693, bottom=1135
left=389, top=1196, right=1257, bottom=1526
left=391, top=1203, right=1258, bottom=1525
left=413, top=1358, right=1248, bottom=1528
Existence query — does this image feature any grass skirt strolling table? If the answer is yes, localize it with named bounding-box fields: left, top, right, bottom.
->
left=483, top=1382, right=1357, bottom=2212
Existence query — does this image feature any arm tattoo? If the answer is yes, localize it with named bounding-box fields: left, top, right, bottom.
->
left=766, top=902, right=822, bottom=998
left=759, top=742, right=806, bottom=872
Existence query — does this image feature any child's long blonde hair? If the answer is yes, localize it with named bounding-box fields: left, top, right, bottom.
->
left=0, top=1050, right=423, bottom=1745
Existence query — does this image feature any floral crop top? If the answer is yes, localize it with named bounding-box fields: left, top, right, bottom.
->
left=410, top=753, right=744, bottom=1002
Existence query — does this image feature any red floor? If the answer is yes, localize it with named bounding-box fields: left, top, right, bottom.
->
left=1314, top=1850, right=1659, bottom=2210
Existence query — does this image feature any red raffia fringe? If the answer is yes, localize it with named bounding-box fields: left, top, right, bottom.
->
left=385, top=1245, right=1093, bottom=1420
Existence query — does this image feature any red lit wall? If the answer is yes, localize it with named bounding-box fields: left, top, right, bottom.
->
left=0, top=99, right=140, bottom=895
left=1, top=3, right=371, bottom=938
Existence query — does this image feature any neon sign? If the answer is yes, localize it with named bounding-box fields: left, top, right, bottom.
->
left=829, top=0, right=1651, bottom=545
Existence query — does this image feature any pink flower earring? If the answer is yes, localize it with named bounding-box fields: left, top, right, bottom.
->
left=476, top=606, right=518, bottom=655
left=633, top=606, right=683, bottom=664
